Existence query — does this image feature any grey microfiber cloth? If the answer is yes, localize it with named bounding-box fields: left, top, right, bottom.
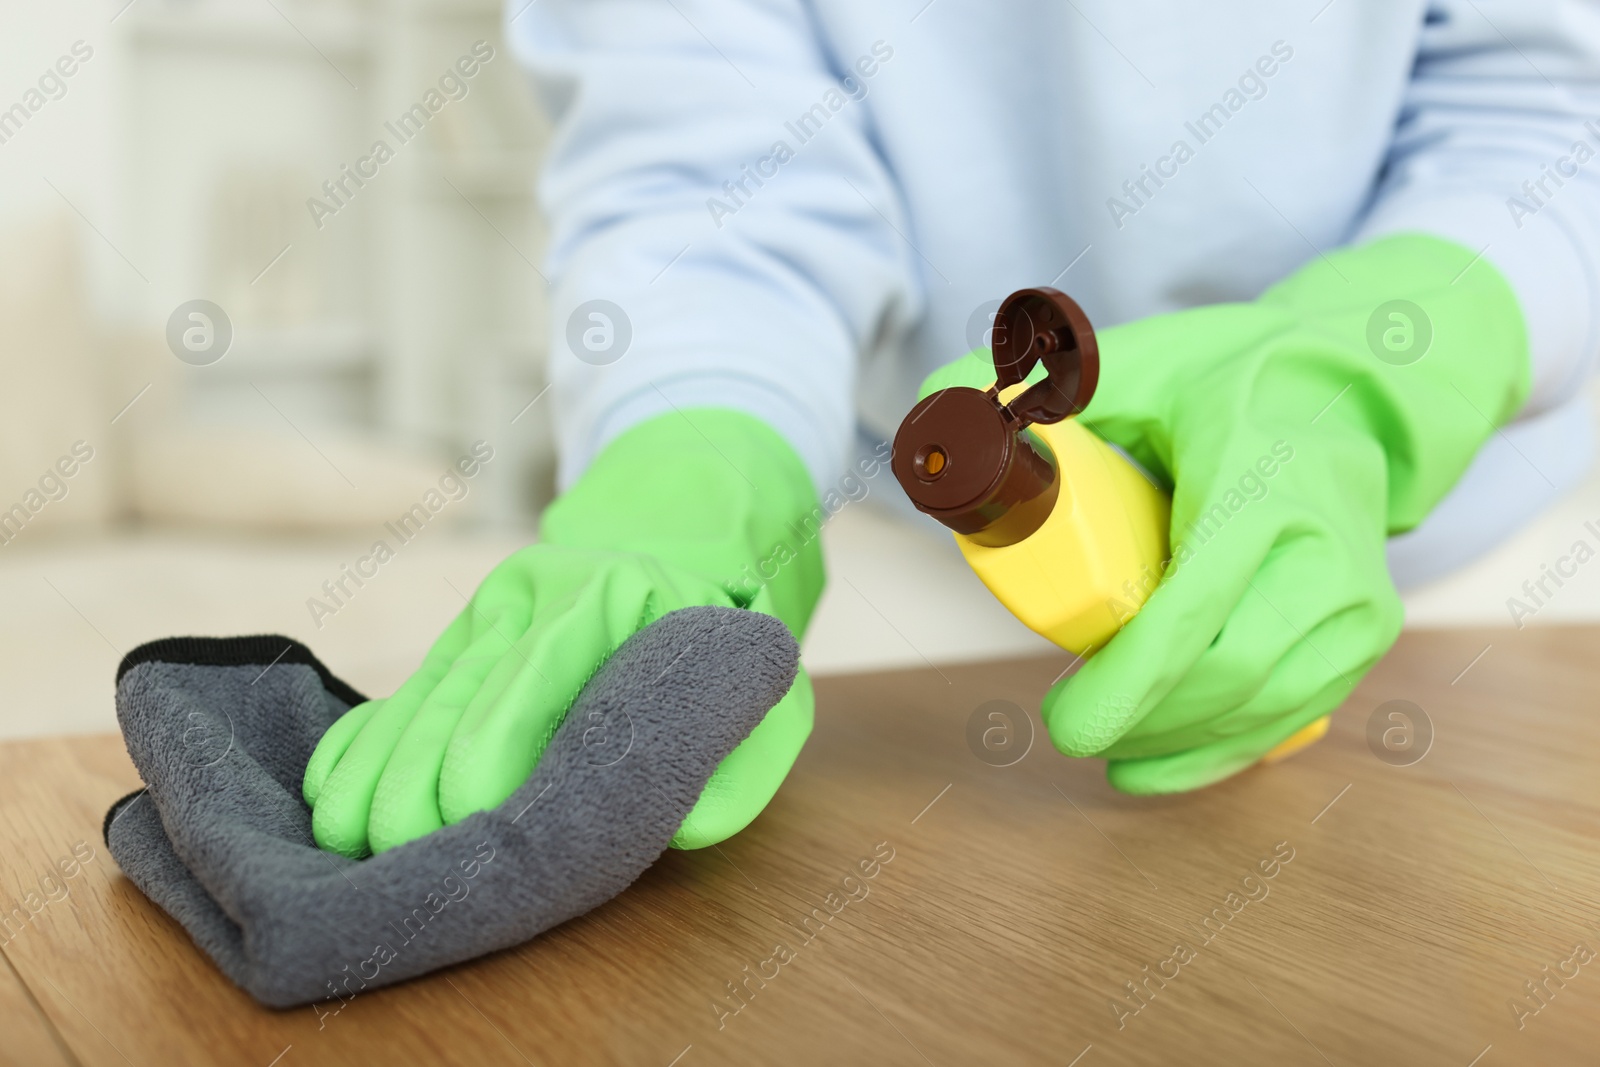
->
left=103, top=606, right=798, bottom=1008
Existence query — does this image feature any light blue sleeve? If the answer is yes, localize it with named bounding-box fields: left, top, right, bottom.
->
left=506, top=0, right=923, bottom=493
left=1353, top=0, right=1600, bottom=416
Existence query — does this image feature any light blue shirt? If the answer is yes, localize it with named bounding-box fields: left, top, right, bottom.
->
left=509, top=0, right=1600, bottom=585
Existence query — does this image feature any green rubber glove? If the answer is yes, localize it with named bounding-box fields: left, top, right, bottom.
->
left=304, top=409, right=824, bottom=857
left=922, top=234, right=1529, bottom=793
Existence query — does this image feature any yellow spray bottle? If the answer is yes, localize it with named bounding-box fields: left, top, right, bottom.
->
left=891, top=287, right=1326, bottom=773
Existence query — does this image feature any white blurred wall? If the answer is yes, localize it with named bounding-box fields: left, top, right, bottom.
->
left=0, top=0, right=556, bottom=536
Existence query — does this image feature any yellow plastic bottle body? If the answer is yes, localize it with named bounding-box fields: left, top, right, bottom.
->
left=955, top=418, right=1169, bottom=658
left=954, top=413, right=1328, bottom=766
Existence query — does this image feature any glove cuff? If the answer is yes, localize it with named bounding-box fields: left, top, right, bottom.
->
left=1261, top=232, right=1532, bottom=530
left=540, top=408, right=825, bottom=636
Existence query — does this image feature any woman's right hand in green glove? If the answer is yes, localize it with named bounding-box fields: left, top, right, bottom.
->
left=305, top=407, right=826, bottom=859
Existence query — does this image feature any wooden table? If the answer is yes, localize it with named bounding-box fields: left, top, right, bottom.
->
left=2, top=626, right=1598, bottom=1066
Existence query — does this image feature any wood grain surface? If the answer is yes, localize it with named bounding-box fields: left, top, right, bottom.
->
left=1, top=626, right=1598, bottom=1066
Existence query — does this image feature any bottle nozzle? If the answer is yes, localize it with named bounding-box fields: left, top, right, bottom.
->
left=891, top=287, right=1099, bottom=547
left=914, top=444, right=949, bottom=478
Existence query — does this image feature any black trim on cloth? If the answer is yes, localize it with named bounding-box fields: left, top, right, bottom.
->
left=103, top=788, right=148, bottom=848
left=116, top=635, right=369, bottom=709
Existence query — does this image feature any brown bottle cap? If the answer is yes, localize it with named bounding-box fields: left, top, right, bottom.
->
left=992, top=287, right=1099, bottom=423
left=892, top=287, right=1099, bottom=548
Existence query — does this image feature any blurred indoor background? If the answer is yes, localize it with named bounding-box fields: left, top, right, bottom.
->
left=4, top=0, right=1599, bottom=740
